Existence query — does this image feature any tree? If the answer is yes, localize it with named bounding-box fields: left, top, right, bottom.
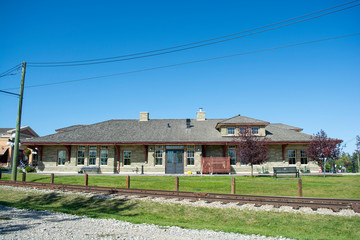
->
left=234, top=127, right=269, bottom=177
left=306, top=129, right=342, bottom=177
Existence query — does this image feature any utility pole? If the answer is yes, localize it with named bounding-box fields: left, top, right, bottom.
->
left=11, top=62, right=26, bottom=181
left=357, top=135, right=360, bottom=173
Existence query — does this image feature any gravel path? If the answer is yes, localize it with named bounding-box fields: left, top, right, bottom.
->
left=0, top=205, right=290, bottom=240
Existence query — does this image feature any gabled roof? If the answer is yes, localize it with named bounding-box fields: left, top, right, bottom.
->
left=1, top=126, right=39, bottom=139
left=23, top=117, right=313, bottom=145
left=216, top=115, right=270, bottom=128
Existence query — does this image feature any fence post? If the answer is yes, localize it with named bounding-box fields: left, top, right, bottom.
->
left=231, top=177, right=236, bottom=194
left=84, top=174, right=88, bottom=186
left=175, top=176, right=179, bottom=191
left=298, top=178, right=303, bottom=197
left=0, top=170, right=2, bottom=179
left=126, top=175, right=130, bottom=188
left=22, top=172, right=26, bottom=182
left=50, top=173, right=54, bottom=184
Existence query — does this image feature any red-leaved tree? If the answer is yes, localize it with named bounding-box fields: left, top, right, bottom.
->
left=306, top=129, right=342, bottom=177
left=234, top=127, right=269, bottom=177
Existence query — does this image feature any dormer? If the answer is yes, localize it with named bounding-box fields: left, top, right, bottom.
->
left=216, top=115, right=270, bottom=137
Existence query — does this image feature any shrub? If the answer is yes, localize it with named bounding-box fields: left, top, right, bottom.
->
left=24, top=166, right=36, bottom=173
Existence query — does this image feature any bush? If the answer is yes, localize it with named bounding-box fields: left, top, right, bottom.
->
left=24, top=166, right=36, bottom=173
left=17, top=168, right=24, bottom=173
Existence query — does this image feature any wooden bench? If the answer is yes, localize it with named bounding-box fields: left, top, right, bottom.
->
left=79, top=166, right=99, bottom=174
left=273, top=167, right=299, bottom=178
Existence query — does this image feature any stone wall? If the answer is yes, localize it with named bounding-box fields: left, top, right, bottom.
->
left=37, top=143, right=319, bottom=174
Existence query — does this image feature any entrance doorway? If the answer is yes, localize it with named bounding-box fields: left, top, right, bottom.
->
left=165, top=150, right=184, bottom=174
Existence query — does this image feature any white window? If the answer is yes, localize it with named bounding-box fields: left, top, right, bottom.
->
left=251, top=127, right=259, bottom=135
left=187, top=150, right=195, bottom=165
left=227, top=127, right=235, bottom=135
left=155, top=150, right=163, bottom=165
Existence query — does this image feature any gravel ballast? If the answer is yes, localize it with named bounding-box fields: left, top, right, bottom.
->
left=0, top=185, right=358, bottom=217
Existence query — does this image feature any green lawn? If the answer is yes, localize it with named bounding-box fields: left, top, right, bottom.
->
left=0, top=187, right=359, bottom=240
left=1, top=173, right=360, bottom=199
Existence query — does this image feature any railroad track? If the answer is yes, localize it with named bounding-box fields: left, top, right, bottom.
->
left=1, top=180, right=359, bottom=213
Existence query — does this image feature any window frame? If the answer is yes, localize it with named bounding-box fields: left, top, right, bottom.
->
left=124, top=151, right=131, bottom=165
left=187, top=150, right=195, bottom=166
left=228, top=146, right=236, bottom=165
left=100, top=146, right=108, bottom=166
left=227, top=127, right=235, bottom=135
left=239, top=127, right=247, bottom=135
left=77, top=146, right=85, bottom=166
left=288, top=150, right=296, bottom=165
left=300, top=150, right=308, bottom=164
left=251, top=127, right=259, bottom=135
left=58, top=150, right=66, bottom=166
left=88, top=146, right=97, bottom=166
left=155, top=150, right=163, bottom=166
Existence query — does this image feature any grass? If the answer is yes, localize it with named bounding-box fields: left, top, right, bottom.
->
left=2, top=173, right=360, bottom=199
left=0, top=187, right=359, bottom=240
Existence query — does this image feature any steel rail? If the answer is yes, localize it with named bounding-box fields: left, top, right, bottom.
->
left=1, top=180, right=359, bottom=212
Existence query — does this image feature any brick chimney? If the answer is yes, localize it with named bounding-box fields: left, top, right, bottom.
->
left=140, top=112, right=149, bottom=121
left=196, top=108, right=205, bottom=121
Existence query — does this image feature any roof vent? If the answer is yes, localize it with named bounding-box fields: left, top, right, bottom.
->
left=186, top=119, right=192, bottom=128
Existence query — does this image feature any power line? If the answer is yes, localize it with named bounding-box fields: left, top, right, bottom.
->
left=0, top=90, right=20, bottom=96
left=3, top=32, right=359, bottom=91
left=343, top=137, right=357, bottom=145
left=27, top=1, right=360, bottom=67
left=0, top=64, right=22, bottom=78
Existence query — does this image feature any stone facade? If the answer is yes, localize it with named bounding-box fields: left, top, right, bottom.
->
left=35, top=143, right=318, bottom=174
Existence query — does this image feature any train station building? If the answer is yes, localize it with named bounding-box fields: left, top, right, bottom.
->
left=23, top=110, right=318, bottom=174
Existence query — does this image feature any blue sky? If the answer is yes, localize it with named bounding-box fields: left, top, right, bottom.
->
left=1, top=0, right=359, bottom=153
